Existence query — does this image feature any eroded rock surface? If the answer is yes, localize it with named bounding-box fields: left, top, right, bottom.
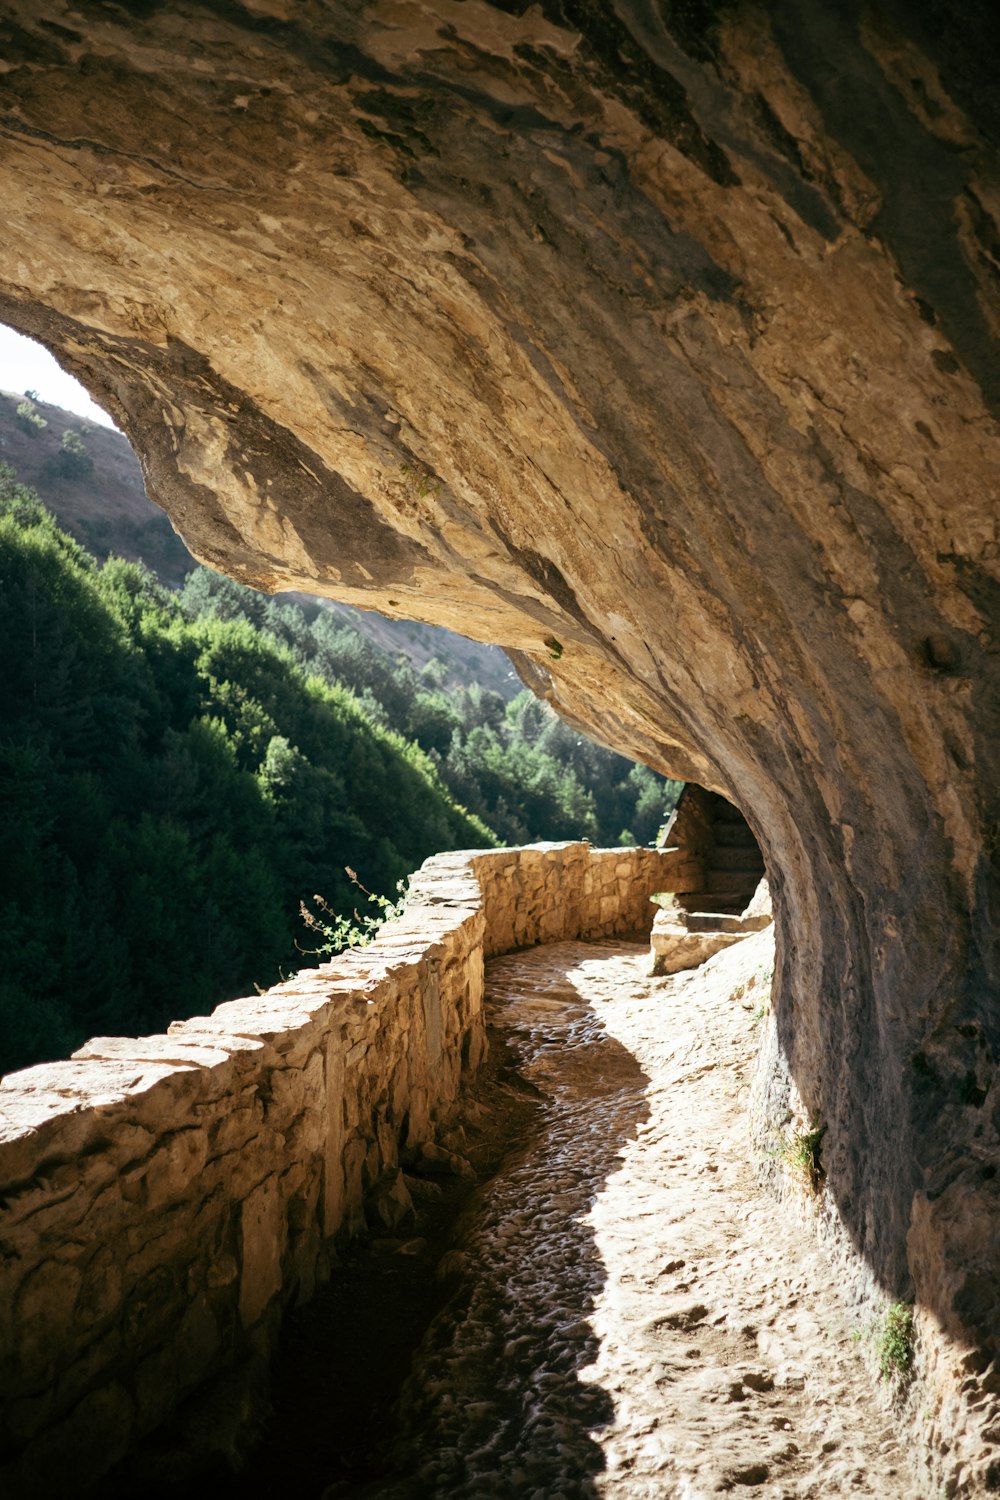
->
left=1, top=3, right=999, bottom=1489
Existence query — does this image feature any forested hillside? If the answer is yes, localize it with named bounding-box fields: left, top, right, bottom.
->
left=0, top=400, right=682, bottom=1074
left=0, top=467, right=681, bottom=1076
left=0, top=390, right=680, bottom=847
left=182, top=568, right=681, bottom=851
left=0, top=468, right=493, bottom=1074
left=0, top=388, right=516, bottom=696
left=0, top=387, right=193, bottom=584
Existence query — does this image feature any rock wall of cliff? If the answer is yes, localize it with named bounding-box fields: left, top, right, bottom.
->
left=1, top=4, right=998, bottom=1490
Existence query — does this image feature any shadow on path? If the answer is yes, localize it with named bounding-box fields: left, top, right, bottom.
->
left=120, top=940, right=650, bottom=1500
left=335, top=940, right=650, bottom=1498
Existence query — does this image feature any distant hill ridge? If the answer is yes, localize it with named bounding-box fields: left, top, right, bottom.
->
left=0, top=389, right=517, bottom=697
left=0, top=387, right=190, bottom=585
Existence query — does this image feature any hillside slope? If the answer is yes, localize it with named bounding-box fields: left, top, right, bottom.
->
left=0, top=476, right=495, bottom=1074
left=0, top=388, right=516, bottom=695
left=0, top=388, right=191, bottom=584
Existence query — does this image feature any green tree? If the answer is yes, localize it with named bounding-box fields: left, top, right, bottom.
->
left=0, top=478, right=496, bottom=1075
left=49, top=426, right=94, bottom=478
left=15, top=397, right=46, bottom=434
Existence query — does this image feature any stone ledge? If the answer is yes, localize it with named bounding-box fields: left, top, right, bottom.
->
left=0, top=841, right=673, bottom=1499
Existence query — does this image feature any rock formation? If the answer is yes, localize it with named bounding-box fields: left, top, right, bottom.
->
left=0, top=2, right=998, bottom=1489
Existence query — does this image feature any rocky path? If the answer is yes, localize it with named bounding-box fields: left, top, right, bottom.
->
left=347, top=935, right=918, bottom=1499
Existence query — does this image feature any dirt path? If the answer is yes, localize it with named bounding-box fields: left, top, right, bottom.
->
left=346, top=935, right=918, bottom=1499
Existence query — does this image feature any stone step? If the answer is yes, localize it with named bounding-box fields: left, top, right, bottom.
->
left=711, top=803, right=749, bottom=825
left=713, top=823, right=760, bottom=848
left=709, top=845, right=767, bottom=871
left=683, top=911, right=748, bottom=933
left=675, top=891, right=748, bottom=914
left=684, top=909, right=773, bottom=935
left=649, top=917, right=749, bottom=976
left=705, top=869, right=764, bottom=894
left=738, top=911, right=774, bottom=933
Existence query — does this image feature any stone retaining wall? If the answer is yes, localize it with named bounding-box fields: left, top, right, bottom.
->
left=0, top=841, right=678, bottom=1498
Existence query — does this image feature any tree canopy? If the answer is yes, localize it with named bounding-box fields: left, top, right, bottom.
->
left=0, top=469, right=491, bottom=1072
left=0, top=469, right=680, bottom=1075
left=181, top=567, right=682, bottom=851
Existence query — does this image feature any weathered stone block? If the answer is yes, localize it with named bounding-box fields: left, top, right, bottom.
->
left=141, top=1128, right=209, bottom=1211
left=132, top=1339, right=181, bottom=1438
left=650, top=911, right=749, bottom=976
left=238, top=1177, right=283, bottom=1330
left=76, top=1247, right=124, bottom=1334
left=12, top=1259, right=83, bottom=1385
left=174, top=1295, right=221, bottom=1390
left=15, top=1380, right=134, bottom=1500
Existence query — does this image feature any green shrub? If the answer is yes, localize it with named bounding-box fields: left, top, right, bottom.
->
left=15, top=397, right=46, bottom=433
left=299, top=868, right=407, bottom=956
left=876, top=1302, right=915, bottom=1383
left=779, top=1122, right=826, bottom=1190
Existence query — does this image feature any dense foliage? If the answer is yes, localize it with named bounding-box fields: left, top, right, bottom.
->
left=0, top=471, right=680, bottom=1075
left=180, top=569, right=682, bottom=850
left=0, top=471, right=492, bottom=1073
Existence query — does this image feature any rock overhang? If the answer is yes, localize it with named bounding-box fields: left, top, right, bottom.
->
left=0, top=4, right=999, bottom=1488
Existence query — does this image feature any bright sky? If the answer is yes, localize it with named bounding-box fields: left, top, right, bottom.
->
left=0, top=323, right=119, bottom=430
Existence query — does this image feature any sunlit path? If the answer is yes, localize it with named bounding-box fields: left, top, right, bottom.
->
left=324, top=937, right=914, bottom=1499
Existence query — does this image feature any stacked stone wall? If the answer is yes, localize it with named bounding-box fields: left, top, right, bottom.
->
left=0, top=841, right=678, bottom=1497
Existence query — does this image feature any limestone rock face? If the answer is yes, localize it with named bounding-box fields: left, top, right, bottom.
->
left=1, top=3, right=999, bottom=1488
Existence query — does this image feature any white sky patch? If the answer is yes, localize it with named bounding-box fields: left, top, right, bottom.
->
left=0, top=324, right=119, bottom=430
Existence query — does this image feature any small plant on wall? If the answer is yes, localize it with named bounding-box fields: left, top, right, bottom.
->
left=875, top=1302, right=915, bottom=1385
left=778, top=1121, right=827, bottom=1191
left=852, top=1300, right=916, bottom=1392
left=299, top=867, right=407, bottom=956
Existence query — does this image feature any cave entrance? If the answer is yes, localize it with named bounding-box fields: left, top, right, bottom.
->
left=661, top=783, right=767, bottom=922
left=650, top=784, right=770, bottom=976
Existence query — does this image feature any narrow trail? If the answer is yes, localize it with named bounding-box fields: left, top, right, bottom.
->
left=337, top=935, right=918, bottom=1499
